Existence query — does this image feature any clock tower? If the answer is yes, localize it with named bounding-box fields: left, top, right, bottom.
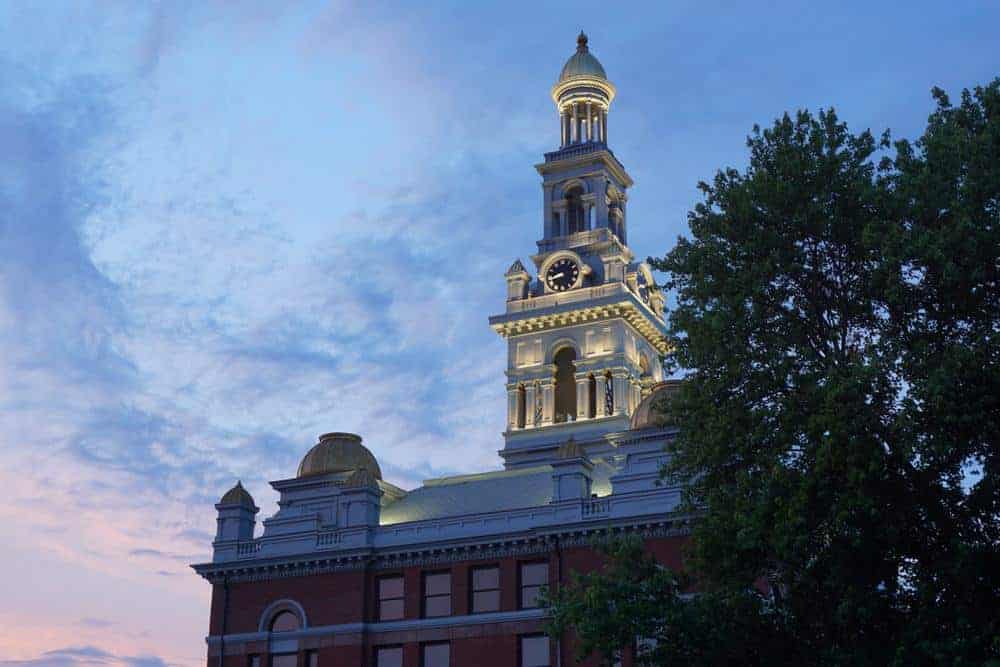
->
left=490, top=32, right=669, bottom=468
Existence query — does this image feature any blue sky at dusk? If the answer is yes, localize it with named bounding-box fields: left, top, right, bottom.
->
left=0, top=2, right=996, bottom=664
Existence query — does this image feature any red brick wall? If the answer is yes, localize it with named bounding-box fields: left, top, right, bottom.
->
left=205, top=535, right=689, bottom=666
left=210, top=569, right=367, bottom=635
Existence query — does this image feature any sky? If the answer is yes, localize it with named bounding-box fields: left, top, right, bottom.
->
left=0, top=1, right=996, bottom=665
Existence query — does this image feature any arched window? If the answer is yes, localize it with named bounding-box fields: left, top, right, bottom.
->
left=516, top=384, right=526, bottom=429
left=565, top=187, right=586, bottom=235
left=604, top=371, right=614, bottom=415
left=587, top=374, right=597, bottom=418
left=553, top=348, right=578, bottom=423
left=270, top=611, right=300, bottom=633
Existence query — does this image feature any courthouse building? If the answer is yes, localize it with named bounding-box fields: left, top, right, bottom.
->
left=193, top=33, right=687, bottom=667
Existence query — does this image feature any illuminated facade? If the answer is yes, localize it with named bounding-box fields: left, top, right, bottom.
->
left=193, top=33, right=685, bottom=667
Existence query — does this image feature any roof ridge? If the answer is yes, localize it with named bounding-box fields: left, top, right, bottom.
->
left=421, top=465, right=552, bottom=487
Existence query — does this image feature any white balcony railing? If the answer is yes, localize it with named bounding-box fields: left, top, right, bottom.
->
left=236, top=541, right=261, bottom=558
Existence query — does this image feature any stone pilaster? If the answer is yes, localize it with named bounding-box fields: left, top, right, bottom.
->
left=575, top=373, right=590, bottom=420
left=612, top=370, right=629, bottom=416
left=525, top=383, right=538, bottom=427
left=507, top=386, right=520, bottom=430
left=595, top=374, right=609, bottom=417
left=540, top=380, right=555, bottom=425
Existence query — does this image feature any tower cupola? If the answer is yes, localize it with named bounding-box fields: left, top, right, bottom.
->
left=214, top=480, right=258, bottom=543
left=552, top=32, right=615, bottom=147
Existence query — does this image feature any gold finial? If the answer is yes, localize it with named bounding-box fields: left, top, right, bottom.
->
left=577, top=31, right=588, bottom=51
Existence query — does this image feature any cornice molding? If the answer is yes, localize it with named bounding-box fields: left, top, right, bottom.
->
left=193, top=517, right=692, bottom=584
left=491, top=300, right=669, bottom=354
left=535, top=149, right=633, bottom=189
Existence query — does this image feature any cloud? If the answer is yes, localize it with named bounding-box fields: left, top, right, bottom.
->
left=0, top=646, right=169, bottom=667
left=0, top=6, right=518, bottom=662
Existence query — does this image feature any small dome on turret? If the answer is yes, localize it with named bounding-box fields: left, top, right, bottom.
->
left=630, top=380, right=683, bottom=430
left=558, top=32, right=607, bottom=82
left=550, top=32, right=616, bottom=125
left=297, top=432, right=382, bottom=480
left=219, top=480, right=256, bottom=507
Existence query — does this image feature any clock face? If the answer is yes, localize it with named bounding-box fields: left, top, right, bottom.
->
left=545, top=258, right=580, bottom=292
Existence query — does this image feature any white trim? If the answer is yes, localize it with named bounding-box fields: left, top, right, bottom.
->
left=546, top=337, right=580, bottom=364
left=209, top=608, right=547, bottom=645
left=258, top=598, right=309, bottom=632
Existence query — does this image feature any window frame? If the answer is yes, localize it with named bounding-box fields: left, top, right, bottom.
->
left=374, top=645, right=404, bottom=667
left=518, top=560, right=549, bottom=610
left=469, top=564, right=501, bottom=614
left=420, top=641, right=451, bottom=667
left=519, top=634, right=551, bottom=667
left=421, top=569, right=452, bottom=618
left=377, top=574, right=405, bottom=622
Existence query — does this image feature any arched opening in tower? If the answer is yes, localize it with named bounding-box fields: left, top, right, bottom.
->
left=553, top=347, right=578, bottom=422
left=516, top=384, right=527, bottom=429
left=565, top=187, right=586, bottom=234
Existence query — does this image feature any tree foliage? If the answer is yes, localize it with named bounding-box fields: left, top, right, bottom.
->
left=547, top=81, right=1000, bottom=665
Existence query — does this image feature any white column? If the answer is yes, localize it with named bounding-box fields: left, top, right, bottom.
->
left=541, top=381, right=555, bottom=425
left=571, top=104, right=578, bottom=143
left=612, top=372, right=628, bottom=416
left=575, top=374, right=590, bottom=420
left=507, top=387, right=519, bottom=430
left=586, top=102, right=592, bottom=142
left=595, top=375, right=608, bottom=417
left=525, top=384, right=538, bottom=427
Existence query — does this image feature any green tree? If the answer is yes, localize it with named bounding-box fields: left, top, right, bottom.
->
left=547, top=81, right=1000, bottom=665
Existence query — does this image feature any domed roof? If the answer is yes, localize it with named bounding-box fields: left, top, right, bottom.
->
left=297, top=432, right=382, bottom=480
left=630, top=380, right=682, bottom=430
left=559, top=32, right=607, bottom=82
left=219, top=480, right=256, bottom=507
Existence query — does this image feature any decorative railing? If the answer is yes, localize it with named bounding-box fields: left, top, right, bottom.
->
left=535, top=228, right=613, bottom=254
left=316, top=531, right=341, bottom=548
left=544, top=141, right=609, bottom=163
left=505, top=282, right=626, bottom=314
left=582, top=497, right=611, bottom=517
left=236, top=541, right=261, bottom=558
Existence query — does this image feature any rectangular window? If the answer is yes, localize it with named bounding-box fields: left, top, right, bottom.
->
left=249, top=656, right=260, bottom=667
left=376, top=646, right=403, bottom=667
left=378, top=575, right=405, bottom=621
left=270, top=655, right=296, bottom=667
left=519, top=561, right=548, bottom=609
left=306, top=651, right=318, bottom=667
left=423, top=570, right=451, bottom=618
left=520, top=635, right=550, bottom=667
left=470, top=565, right=501, bottom=613
left=421, top=642, right=450, bottom=667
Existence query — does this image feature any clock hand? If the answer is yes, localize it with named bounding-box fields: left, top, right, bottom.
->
left=549, top=272, right=564, bottom=280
